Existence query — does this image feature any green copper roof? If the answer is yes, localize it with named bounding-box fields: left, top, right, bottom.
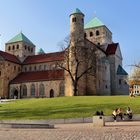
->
left=84, top=17, right=104, bottom=29
left=7, top=32, right=34, bottom=45
left=71, top=8, right=84, bottom=15
left=38, top=48, right=45, bottom=54
left=117, top=65, right=128, bottom=75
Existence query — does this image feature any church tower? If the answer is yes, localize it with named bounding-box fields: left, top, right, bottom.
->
left=70, top=8, right=85, bottom=46
left=65, top=8, right=86, bottom=96
left=84, top=17, right=112, bottom=50
left=5, top=32, right=35, bottom=62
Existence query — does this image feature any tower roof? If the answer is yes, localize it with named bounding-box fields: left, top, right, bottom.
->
left=71, top=8, right=84, bottom=16
left=84, top=17, right=104, bottom=29
left=117, top=65, right=128, bottom=75
left=7, top=32, right=34, bottom=45
left=38, top=48, right=45, bottom=54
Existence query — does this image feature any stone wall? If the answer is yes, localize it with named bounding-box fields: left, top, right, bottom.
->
left=0, top=60, right=21, bottom=98
left=5, top=41, right=35, bottom=62
left=9, top=80, right=64, bottom=98
left=85, top=26, right=112, bottom=48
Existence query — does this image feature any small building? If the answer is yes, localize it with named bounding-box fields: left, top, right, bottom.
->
left=129, top=80, right=140, bottom=96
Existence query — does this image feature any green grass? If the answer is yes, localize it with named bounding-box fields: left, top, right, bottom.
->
left=0, top=96, right=139, bottom=120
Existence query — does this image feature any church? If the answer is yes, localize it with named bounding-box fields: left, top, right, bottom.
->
left=0, top=8, right=129, bottom=98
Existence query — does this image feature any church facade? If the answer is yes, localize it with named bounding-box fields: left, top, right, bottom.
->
left=0, top=9, right=129, bottom=98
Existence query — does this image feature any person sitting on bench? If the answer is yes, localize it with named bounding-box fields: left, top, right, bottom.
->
left=126, top=107, right=133, bottom=119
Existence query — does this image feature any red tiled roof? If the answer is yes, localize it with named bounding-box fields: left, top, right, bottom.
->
left=23, top=51, right=64, bottom=64
left=106, top=43, right=118, bottom=55
left=0, top=51, right=20, bottom=64
left=10, top=69, right=64, bottom=84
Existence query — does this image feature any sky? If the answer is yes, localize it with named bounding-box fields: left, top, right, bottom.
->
left=0, top=0, right=140, bottom=74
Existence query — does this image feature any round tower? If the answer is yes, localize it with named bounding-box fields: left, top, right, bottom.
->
left=70, top=8, right=85, bottom=46
left=65, top=9, right=86, bottom=96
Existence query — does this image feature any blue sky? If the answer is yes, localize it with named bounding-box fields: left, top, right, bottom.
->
left=0, top=0, right=140, bottom=74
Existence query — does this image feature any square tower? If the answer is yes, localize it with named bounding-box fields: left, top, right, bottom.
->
left=5, top=32, right=35, bottom=62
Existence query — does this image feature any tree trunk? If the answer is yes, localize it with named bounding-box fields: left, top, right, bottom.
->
left=73, top=81, right=78, bottom=96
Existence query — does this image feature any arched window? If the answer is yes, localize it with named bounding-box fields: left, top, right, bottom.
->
left=8, top=46, right=11, bottom=51
left=28, top=46, right=30, bottom=51
left=96, top=30, right=100, bottom=36
left=82, top=18, right=84, bottom=23
left=72, top=17, right=76, bottom=22
left=84, top=33, right=87, bottom=38
left=90, top=32, right=93, bottom=37
left=119, top=79, right=122, bottom=85
left=39, top=84, right=45, bottom=96
left=29, top=66, right=32, bottom=71
left=23, top=85, right=27, bottom=97
left=31, top=48, right=33, bottom=52
left=25, top=45, right=27, bottom=50
left=50, top=89, right=54, bottom=98
left=24, top=67, right=27, bottom=72
left=34, top=66, right=37, bottom=71
left=59, top=82, right=64, bottom=96
left=17, top=44, right=19, bottom=49
left=12, top=45, right=15, bottom=50
left=44, top=65, right=46, bottom=70
left=31, top=84, right=35, bottom=97
left=39, top=65, right=42, bottom=71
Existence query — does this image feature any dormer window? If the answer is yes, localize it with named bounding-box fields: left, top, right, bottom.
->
left=72, top=17, right=76, bottom=22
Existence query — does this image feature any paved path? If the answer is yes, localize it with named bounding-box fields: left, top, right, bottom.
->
left=0, top=121, right=140, bottom=140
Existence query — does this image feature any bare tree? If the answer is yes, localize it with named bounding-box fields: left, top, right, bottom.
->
left=129, top=63, right=140, bottom=80
left=56, top=39, right=97, bottom=96
left=57, top=35, right=70, bottom=51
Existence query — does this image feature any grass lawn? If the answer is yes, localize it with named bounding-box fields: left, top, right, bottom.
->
left=0, top=96, right=139, bottom=120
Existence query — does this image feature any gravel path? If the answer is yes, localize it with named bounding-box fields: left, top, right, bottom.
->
left=0, top=121, right=140, bottom=140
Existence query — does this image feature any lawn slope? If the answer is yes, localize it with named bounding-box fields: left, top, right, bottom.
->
left=0, top=96, right=139, bottom=120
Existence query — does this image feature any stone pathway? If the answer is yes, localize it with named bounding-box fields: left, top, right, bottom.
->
left=0, top=121, right=140, bottom=140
